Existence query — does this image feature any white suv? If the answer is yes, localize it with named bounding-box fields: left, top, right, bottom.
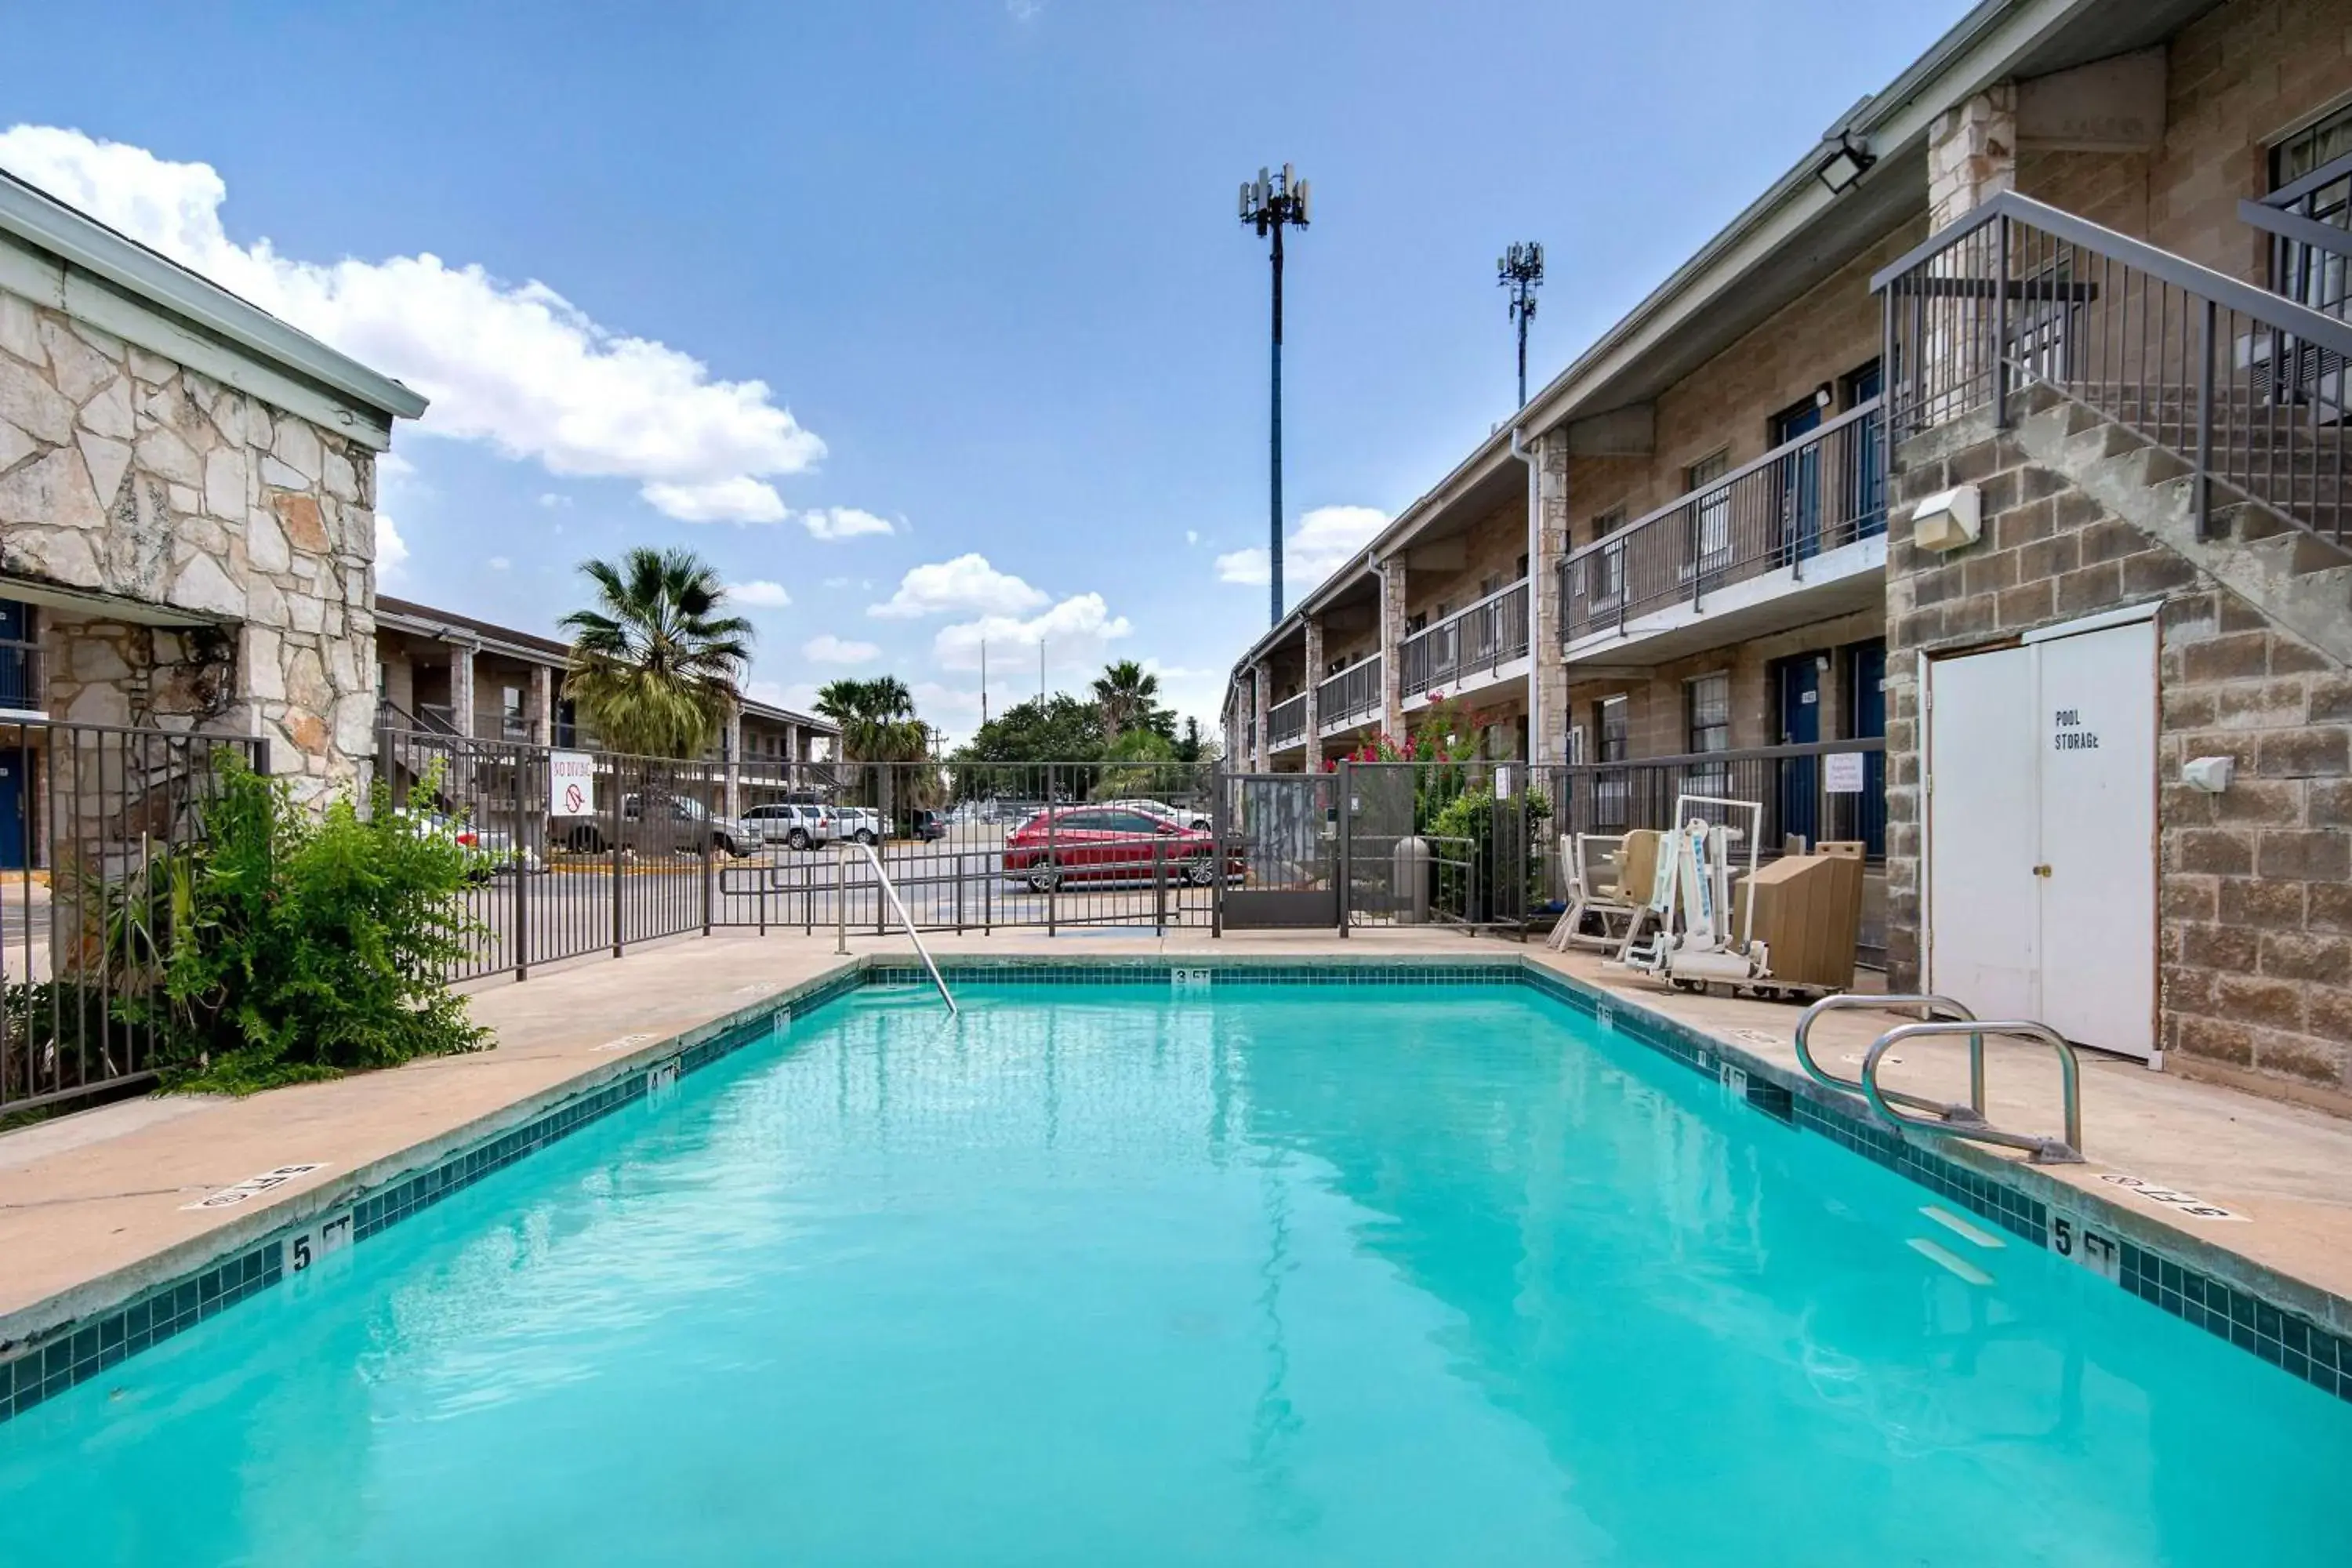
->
left=835, top=807, right=883, bottom=845
left=743, top=801, right=836, bottom=850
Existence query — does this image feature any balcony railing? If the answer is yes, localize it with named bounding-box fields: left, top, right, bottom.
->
left=0, top=638, right=42, bottom=713
left=1316, top=655, right=1382, bottom=733
left=1877, top=191, right=2352, bottom=549
left=1268, top=692, right=1308, bottom=750
left=1400, top=579, right=1529, bottom=698
left=1559, top=396, right=1886, bottom=645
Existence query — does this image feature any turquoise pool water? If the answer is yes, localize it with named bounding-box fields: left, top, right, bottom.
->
left=3, top=982, right=2346, bottom=1565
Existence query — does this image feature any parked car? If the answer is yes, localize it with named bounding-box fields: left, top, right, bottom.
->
left=1098, top=797, right=1214, bottom=832
left=1000, top=806, right=1240, bottom=892
left=906, top=809, right=947, bottom=842
left=608, top=791, right=757, bottom=857
left=835, top=806, right=883, bottom=845
left=743, top=801, right=836, bottom=850
left=394, top=808, right=546, bottom=880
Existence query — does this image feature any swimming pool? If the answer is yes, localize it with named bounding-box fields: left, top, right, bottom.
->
left=2, top=975, right=2347, bottom=1565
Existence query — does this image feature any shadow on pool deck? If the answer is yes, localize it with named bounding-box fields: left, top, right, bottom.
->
left=3, top=926, right=2349, bottom=1355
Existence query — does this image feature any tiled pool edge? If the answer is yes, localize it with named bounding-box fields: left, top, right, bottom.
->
left=4, top=953, right=2345, bottom=1425
left=0, top=961, right=866, bottom=1425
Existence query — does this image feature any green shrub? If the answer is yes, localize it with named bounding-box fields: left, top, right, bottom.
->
left=135, top=750, right=488, bottom=1094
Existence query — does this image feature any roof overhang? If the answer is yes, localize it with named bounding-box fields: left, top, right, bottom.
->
left=0, top=169, right=427, bottom=447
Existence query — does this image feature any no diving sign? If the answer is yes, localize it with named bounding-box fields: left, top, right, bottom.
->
left=550, top=751, right=595, bottom=817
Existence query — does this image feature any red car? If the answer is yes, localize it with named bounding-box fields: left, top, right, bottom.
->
left=1001, top=805, right=1240, bottom=892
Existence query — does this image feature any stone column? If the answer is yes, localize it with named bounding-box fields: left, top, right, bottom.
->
left=1251, top=662, right=1271, bottom=773
left=1302, top=617, right=1325, bottom=764
left=1928, top=85, right=2016, bottom=229
left=1531, top=430, right=1573, bottom=765
left=1378, top=561, right=1408, bottom=742
left=528, top=663, right=553, bottom=746
left=446, top=641, right=477, bottom=739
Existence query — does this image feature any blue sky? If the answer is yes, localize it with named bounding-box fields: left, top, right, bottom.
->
left=1, top=1, right=1960, bottom=738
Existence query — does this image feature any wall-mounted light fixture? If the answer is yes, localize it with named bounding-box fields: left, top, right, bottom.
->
left=1816, top=131, right=1876, bottom=195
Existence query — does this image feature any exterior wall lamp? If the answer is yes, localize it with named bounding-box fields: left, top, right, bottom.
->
left=1816, top=132, right=1876, bottom=195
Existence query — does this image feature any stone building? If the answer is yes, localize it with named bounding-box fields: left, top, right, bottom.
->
left=1220, top=0, right=2352, bottom=1105
left=0, top=162, right=425, bottom=855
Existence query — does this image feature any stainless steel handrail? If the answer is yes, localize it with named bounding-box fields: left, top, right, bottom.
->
left=1861, top=1019, right=2084, bottom=1164
left=855, top=841, right=956, bottom=1015
left=1793, top=993, right=1987, bottom=1123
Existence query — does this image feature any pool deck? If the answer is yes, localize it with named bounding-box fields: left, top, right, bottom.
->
left=5, top=927, right=2351, bottom=1358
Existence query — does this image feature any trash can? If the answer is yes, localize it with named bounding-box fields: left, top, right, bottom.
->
left=1395, top=836, right=1432, bottom=924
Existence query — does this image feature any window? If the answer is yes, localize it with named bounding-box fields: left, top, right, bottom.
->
left=1405, top=612, right=1428, bottom=636
left=1686, top=449, right=1732, bottom=568
left=1596, top=695, right=1629, bottom=763
left=1514, top=552, right=1529, bottom=579
left=1593, top=695, right=1631, bottom=830
left=1585, top=507, right=1626, bottom=608
left=1686, top=673, right=1732, bottom=797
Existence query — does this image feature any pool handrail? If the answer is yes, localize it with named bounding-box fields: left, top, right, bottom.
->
left=853, top=841, right=958, bottom=1016
left=1793, top=993, right=1987, bottom=1125
left=1861, top=1018, right=2083, bottom=1164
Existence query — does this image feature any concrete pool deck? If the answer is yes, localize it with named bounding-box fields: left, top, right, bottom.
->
left=5, top=927, right=2351, bottom=1359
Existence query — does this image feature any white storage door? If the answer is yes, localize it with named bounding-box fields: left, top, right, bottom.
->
left=1926, top=644, right=2040, bottom=1022
left=2034, top=619, right=2158, bottom=1058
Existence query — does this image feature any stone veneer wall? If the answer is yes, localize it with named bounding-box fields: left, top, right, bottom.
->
left=1884, top=415, right=2352, bottom=1105
left=0, top=286, right=377, bottom=797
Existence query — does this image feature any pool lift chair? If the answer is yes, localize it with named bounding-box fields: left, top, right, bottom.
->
left=1613, top=795, right=1773, bottom=992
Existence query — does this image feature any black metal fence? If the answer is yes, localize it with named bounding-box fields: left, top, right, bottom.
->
left=1551, top=739, right=1887, bottom=860
left=0, top=719, right=268, bottom=1116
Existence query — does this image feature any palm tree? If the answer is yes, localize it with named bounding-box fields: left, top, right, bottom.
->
left=814, top=677, right=929, bottom=763
left=559, top=547, right=753, bottom=758
left=1091, top=660, right=1169, bottom=740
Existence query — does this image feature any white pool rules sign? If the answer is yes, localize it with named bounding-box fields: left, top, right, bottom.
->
left=550, top=751, right=595, bottom=818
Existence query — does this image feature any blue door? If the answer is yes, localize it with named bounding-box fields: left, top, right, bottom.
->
left=1774, top=656, right=1820, bottom=850
left=1847, top=640, right=1887, bottom=858
left=1773, top=401, right=1823, bottom=564
left=0, top=741, right=24, bottom=869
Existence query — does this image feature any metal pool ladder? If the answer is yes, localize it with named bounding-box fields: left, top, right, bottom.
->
left=839, top=842, right=957, bottom=1015
left=1794, top=994, right=2082, bottom=1164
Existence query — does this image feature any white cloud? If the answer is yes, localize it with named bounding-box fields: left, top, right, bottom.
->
left=802, top=633, right=880, bottom=665
left=377, top=452, right=418, bottom=482
left=641, top=476, right=788, bottom=524
left=375, top=514, right=409, bottom=578
left=536, top=492, right=572, bottom=509
left=488, top=555, right=510, bottom=572
left=0, top=125, right=826, bottom=524
left=800, top=506, right=895, bottom=540
left=869, top=553, right=1048, bottom=620
left=1185, top=528, right=1200, bottom=546
left=727, top=579, right=793, bottom=608
left=934, top=593, right=1131, bottom=672
left=1215, top=504, right=1388, bottom=593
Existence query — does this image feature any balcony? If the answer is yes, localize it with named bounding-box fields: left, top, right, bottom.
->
left=1559, top=396, right=1886, bottom=663
left=1267, top=692, right=1308, bottom=751
left=1400, top=579, right=1528, bottom=706
left=1316, top=655, right=1382, bottom=736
